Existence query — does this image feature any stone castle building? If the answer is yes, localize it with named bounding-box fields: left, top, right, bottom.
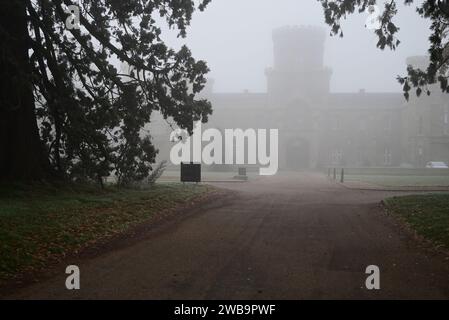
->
left=152, top=26, right=449, bottom=170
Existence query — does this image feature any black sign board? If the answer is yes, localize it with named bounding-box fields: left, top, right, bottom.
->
left=181, top=162, right=201, bottom=182
left=238, top=167, right=247, bottom=176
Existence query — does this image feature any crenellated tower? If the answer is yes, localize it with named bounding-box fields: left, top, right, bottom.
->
left=265, top=26, right=332, bottom=103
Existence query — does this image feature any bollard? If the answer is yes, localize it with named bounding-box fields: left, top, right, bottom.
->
left=341, top=168, right=344, bottom=183
left=333, top=168, right=336, bottom=180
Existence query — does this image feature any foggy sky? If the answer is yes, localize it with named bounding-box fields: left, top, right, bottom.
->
left=160, top=0, right=431, bottom=93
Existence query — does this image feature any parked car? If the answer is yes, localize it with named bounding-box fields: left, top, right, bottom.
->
left=425, top=161, right=449, bottom=168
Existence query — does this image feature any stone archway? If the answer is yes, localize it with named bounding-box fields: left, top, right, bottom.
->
left=286, top=138, right=310, bottom=170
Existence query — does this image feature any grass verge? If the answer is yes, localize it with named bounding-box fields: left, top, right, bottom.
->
left=346, top=175, right=449, bottom=187
left=384, top=193, right=449, bottom=250
left=0, top=182, right=211, bottom=283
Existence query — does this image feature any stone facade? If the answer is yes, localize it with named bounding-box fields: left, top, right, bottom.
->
left=152, top=26, right=449, bottom=170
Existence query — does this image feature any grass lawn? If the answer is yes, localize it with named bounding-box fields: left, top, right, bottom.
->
left=159, top=170, right=259, bottom=182
left=346, top=175, right=449, bottom=187
left=0, top=182, right=211, bottom=283
left=385, top=194, right=449, bottom=250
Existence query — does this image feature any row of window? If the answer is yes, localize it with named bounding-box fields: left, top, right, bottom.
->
left=330, top=147, right=392, bottom=166
left=417, top=112, right=449, bottom=135
left=330, top=116, right=394, bottom=132
left=328, top=111, right=449, bottom=136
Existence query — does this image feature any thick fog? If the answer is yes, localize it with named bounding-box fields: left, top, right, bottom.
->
left=159, top=0, right=431, bottom=93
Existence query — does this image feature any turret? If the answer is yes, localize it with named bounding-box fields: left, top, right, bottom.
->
left=266, top=26, right=332, bottom=102
left=272, top=25, right=326, bottom=72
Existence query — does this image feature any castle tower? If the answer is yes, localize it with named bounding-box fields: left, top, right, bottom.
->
left=265, top=26, right=332, bottom=102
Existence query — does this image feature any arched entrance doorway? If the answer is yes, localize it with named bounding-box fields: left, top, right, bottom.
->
left=286, top=139, right=310, bottom=170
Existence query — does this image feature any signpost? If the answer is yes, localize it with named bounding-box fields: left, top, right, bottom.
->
left=181, top=162, right=201, bottom=183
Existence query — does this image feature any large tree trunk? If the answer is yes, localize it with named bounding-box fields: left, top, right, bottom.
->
left=0, top=1, right=50, bottom=181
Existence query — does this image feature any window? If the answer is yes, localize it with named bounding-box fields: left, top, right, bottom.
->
left=444, top=112, right=449, bottom=135
left=384, top=147, right=392, bottom=166
left=418, top=116, right=424, bottom=135
left=357, top=147, right=366, bottom=166
left=384, top=116, right=392, bottom=133
left=331, top=149, right=343, bottom=164
left=332, top=116, right=340, bottom=131
left=359, top=117, right=366, bottom=131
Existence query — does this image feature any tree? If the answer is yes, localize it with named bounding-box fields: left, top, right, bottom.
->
left=317, top=0, right=449, bottom=99
left=0, top=0, right=212, bottom=183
